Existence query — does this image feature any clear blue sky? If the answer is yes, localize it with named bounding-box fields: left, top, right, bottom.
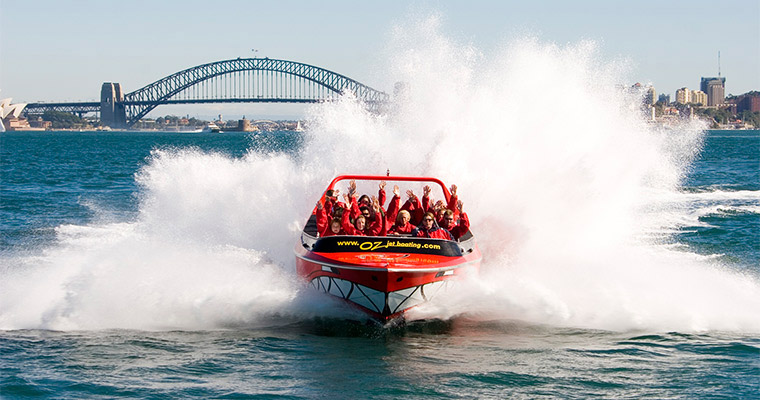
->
left=1, top=0, right=758, bottom=119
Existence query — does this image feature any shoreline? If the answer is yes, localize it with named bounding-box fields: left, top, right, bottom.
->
left=2, top=128, right=305, bottom=133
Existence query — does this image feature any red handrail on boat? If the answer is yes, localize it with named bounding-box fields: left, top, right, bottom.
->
left=324, top=175, right=452, bottom=203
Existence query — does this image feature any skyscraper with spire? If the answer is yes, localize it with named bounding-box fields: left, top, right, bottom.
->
left=700, top=77, right=725, bottom=106
left=700, top=51, right=726, bottom=106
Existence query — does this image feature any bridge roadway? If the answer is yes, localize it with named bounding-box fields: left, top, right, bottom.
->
left=27, top=98, right=323, bottom=114
left=23, top=58, right=389, bottom=128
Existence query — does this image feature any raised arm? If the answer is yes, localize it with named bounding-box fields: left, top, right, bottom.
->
left=386, top=185, right=401, bottom=224
left=422, top=185, right=432, bottom=213
left=457, top=200, right=469, bottom=231
left=378, top=180, right=387, bottom=208
left=447, top=184, right=460, bottom=218
left=315, top=201, right=328, bottom=234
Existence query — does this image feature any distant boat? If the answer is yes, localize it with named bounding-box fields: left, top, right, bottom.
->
left=295, top=121, right=305, bottom=132
left=202, top=122, right=222, bottom=133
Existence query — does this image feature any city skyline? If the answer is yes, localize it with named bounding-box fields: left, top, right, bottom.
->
left=1, top=0, right=758, bottom=119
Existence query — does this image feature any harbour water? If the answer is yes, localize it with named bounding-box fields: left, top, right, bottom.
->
left=2, top=26, right=760, bottom=398
left=1, top=128, right=758, bottom=398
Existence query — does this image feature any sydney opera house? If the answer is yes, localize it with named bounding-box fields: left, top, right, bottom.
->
left=0, top=94, right=29, bottom=131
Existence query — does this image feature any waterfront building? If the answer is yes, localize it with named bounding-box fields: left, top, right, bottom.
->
left=691, top=90, right=708, bottom=106
left=28, top=116, right=51, bottom=129
left=700, top=77, right=726, bottom=106
left=675, top=88, right=691, bottom=104
left=733, top=92, right=760, bottom=113
left=658, top=94, right=671, bottom=104
left=237, top=117, right=259, bottom=132
left=3, top=117, right=35, bottom=130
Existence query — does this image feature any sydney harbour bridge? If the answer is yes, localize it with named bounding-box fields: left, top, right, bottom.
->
left=23, top=58, right=390, bottom=128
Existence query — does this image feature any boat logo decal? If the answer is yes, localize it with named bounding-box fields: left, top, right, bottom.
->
left=337, top=239, right=442, bottom=251
left=313, top=236, right=463, bottom=257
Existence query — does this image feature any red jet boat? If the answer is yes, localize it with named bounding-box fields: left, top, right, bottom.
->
left=295, top=175, right=481, bottom=321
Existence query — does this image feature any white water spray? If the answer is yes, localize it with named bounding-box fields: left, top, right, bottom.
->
left=2, top=14, right=759, bottom=332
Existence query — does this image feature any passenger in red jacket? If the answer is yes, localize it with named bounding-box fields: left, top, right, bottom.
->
left=401, top=190, right=424, bottom=225
left=420, top=184, right=461, bottom=224
left=440, top=201, right=470, bottom=240
left=350, top=181, right=387, bottom=224
left=388, top=210, right=414, bottom=235
left=412, top=212, right=454, bottom=240
left=314, top=200, right=345, bottom=236
left=341, top=197, right=385, bottom=236
left=323, top=189, right=340, bottom=218
left=321, top=218, right=345, bottom=237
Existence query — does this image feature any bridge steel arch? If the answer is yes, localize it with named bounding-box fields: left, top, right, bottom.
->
left=121, top=58, right=389, bottom=127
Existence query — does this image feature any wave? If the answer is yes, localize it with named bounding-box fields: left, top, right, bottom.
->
left=641, top=189, right=760, bottom=229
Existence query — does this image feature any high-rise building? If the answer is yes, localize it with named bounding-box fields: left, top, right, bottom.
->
left=675, top=87, right=690, bottom=104
left=700, top=77, right=726, bottom=106
left=690, top=90, right=708, bottom=106
left=658, top=94, right=671, bottom=104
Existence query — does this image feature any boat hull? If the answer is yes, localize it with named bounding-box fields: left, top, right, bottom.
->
left=295, top=235, right=481, bottom=320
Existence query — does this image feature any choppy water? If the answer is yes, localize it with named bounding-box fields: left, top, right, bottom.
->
left=2, top=321, right=759, bottom=399
left=2, top=24, right=759, bottom=397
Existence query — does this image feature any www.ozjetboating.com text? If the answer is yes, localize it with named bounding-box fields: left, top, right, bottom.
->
left=336, top=240, right=442, bottom=251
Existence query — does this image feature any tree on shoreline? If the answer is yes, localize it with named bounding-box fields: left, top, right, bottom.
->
left=41, top=110, right=91, bottom=129
left=740, top=111, right=760, bottom=128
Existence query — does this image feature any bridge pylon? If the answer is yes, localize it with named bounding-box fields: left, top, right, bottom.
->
left=100, top=82, right=126, bottom=128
